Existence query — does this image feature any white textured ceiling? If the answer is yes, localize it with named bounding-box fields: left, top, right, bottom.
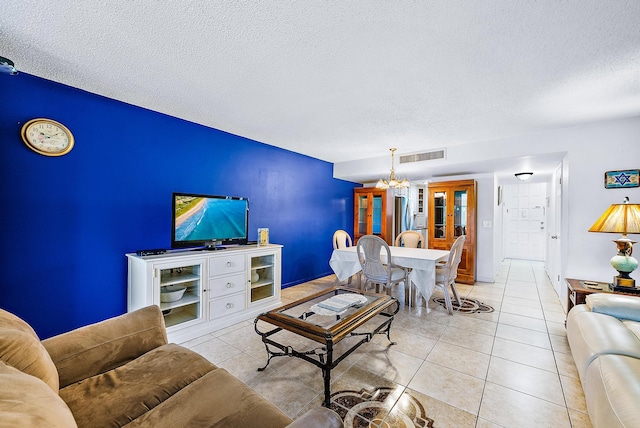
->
left=2, top=1, right=639, bottom=181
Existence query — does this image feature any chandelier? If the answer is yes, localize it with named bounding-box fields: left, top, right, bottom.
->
left=376, top=148, right=410, bottom=189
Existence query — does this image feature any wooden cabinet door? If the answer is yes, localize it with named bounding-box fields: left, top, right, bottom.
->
left=428, top=180, right=476, bottom=284
left=354, top=188, right=393, bottom=244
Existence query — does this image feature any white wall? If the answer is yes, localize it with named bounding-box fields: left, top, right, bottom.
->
left=493, top=175, right=504, bottom=279
left=345, top=115, right=640, bottom=287
left=458, top=116, right=640, bottom=285
left=429, top=173, right=496, bottom=283
left=562, top=121, right=640, bottom=284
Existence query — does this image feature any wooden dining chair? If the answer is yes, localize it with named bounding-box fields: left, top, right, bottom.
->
left=356, top=235, right=408, bottom=301
left=394, top=230, right=424, bottom=248
left=435, top=235, right=466, bottom=314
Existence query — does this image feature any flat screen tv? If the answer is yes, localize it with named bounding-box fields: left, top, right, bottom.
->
left=171, top=192, right=249, bottom=249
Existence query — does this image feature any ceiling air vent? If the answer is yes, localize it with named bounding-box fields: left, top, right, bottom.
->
left=399, top=149, right=445, bottom=164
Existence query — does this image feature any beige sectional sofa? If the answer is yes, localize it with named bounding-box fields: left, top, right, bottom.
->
left=566, top=293, right=640, bottom=428
left=0, top=305, right=342, bottom=428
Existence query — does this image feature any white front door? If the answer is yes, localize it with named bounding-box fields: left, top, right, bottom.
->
left=547, top=163, right=563, bottom=296
left=503, top=183, right=547, bottom=261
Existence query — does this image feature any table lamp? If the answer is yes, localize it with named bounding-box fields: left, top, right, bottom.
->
left=588, top=197, right=640, bottom=289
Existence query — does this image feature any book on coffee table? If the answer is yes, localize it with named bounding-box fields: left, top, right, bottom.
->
left=317, top=295, right=367, bottom=312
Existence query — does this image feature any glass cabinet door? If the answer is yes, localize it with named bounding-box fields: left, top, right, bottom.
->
left=156, top=261, right=204, bottom=328
left=371, top=194, right=382, bottom=235
left=453, top=190, right=468, bottom=237
left=433, top=191, right=447, bottom=239
left=357, top=195, right=368, bottom=235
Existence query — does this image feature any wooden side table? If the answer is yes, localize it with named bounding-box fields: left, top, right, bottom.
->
left=565, top=278, right=639, bottom=313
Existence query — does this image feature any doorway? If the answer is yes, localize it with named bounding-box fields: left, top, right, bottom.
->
left=502, top=183, right=547, bottom=261
left=547, top=163, right=563, bottom=297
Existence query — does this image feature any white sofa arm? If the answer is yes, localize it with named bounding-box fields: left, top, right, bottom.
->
left=586, top=293, right=640, bottom=322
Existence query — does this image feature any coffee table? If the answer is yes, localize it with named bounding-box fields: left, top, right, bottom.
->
left=254, top=286, right=399, bottom=407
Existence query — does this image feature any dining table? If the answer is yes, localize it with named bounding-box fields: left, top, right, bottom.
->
left=329, top=246, right=450, bottom=308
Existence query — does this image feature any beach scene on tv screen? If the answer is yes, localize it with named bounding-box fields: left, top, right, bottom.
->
left=175, top=196, right=246, bottom=242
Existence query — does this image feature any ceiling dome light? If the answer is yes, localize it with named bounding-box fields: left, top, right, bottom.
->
left=515, top=172, right=533, bottom=181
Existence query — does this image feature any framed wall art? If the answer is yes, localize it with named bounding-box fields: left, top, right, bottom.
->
left=604, top=169, right=639, bottom=189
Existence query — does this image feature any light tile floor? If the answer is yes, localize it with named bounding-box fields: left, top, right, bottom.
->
left=180, top=259, right=592, bottom=428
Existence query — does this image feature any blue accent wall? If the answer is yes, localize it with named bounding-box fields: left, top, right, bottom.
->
left=0, top=73, right=357, bottom=338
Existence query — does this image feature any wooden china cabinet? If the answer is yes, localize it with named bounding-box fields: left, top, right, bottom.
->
left=427, top=180, right=477, bottom=284
left=353, top=187, right=393, bottom=244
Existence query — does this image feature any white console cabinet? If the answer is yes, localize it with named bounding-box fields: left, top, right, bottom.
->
left=127, top=244, right=282, bottom=343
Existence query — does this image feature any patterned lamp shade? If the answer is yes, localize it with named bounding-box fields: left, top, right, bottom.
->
left=588, top=201, right=640, bottom=235
left=589, top=198, right=640, bottom=287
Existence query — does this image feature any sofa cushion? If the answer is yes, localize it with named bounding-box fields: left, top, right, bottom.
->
left=0, top=308, right=59, bottom=392
left=124, top=368, right=292, bottom=428
left=586, top=293, right=640, bottom=322
left=584, top=354, right=640, bottom=428
left=0, top=361, right=77, bottom=428
left=60, top=343, right=216, bottom=428
left=0, top=308, right=40, bottom=336
left=566, top=305, right=640, bottom=381
left=43, top=305, right=168, bottom=388
left=622, top=320, right=640, bottom=341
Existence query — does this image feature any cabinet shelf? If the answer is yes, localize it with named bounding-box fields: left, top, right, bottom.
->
left=160, top=292, right=200, bottom=311
left=251, top=285, right=274, bottom=301
left=251, top=279, right=273, bottom=289
left=251, top=263, right=274, bottom=270
left=160, top=272, right=200, bottom=286
left=163, top=305, right=200, bottom=328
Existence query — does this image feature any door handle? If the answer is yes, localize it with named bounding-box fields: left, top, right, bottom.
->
left=551, top=235, right=558, bottom=239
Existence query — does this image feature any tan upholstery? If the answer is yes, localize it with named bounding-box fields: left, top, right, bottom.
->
left=42, top=305, right=168, bottom=388
left=60, top=344, right=216, bottom=427
left=124, top=368, right=293, bottom=428
left=0, top=361, right=77, bottom=428
left=0, top=308, right=59, bottom=392
left=0, top=305, right=343, bottom=428
left=566, top=294, right=640, bottom=427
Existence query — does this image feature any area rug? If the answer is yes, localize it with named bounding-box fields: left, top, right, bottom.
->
left=432, top=297, right=494, bottom=314
left=330, top=387, right=434, bottom=428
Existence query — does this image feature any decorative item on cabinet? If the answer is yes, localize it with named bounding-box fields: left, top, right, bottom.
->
left=427, top=180, right=477, bottom=284
left=353, top=187, right=394, bottom=244
left=258, top=228, right=269, bottom=246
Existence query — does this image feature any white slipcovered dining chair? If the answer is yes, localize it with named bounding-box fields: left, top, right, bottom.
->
left=356, top=235, right=409, bottom=300
left=435, top=235, right=466, bottom=314
left=394, top=230, right=424, bottom=248
left=333, top=230, right=355, bottom=285
left=332, top=230, right=353, bottom=250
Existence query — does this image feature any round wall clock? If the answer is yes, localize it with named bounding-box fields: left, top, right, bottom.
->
left=21, top=118, right=74, bottom=156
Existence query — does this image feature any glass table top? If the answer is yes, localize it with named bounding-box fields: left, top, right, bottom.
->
left=257, top=286, right=397, bottom=342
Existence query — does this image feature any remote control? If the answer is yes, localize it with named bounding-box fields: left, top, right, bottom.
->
left=136, top=249, right=166, bottom=256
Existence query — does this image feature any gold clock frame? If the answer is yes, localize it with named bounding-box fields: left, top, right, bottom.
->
left=21, top=118, right=75, bottom=156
